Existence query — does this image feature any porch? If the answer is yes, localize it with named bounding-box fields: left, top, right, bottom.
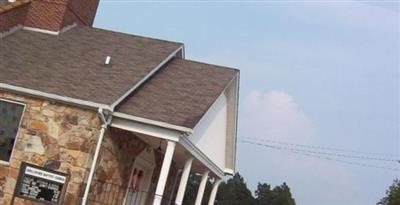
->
left=86, top=127, right=222, bottom=205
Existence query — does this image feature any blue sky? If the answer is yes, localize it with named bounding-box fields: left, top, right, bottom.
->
left=94, top=1, right=399, bottom=205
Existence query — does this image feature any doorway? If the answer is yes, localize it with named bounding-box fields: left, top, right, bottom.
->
left=123, top=148, right=155, bottom=205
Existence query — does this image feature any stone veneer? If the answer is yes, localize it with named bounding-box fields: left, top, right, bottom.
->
left=88, top=129, right=180, bottom=205
left=0, top=90, right=101, bottom=205
left=0, top=90, right=182, bottom=205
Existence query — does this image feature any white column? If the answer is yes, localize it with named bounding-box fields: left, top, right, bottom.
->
left=175, top=157, right=194, bottom=205
left=194, top=170, right=209, bottom=205
left=208, top=179, right=222, bottom=205
left=153, top=141, right=176, bottom=205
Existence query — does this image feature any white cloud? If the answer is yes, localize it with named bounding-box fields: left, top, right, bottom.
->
left=238, top=90, right=358, bottom=205
left=241, top=90, right=315, bottom=143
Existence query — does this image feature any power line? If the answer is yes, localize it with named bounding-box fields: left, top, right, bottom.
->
left=242, top=137, right=400, bottom=157
left=241, top=140, right=400, bottom=172
left=241, top=140, right=399, bottom=162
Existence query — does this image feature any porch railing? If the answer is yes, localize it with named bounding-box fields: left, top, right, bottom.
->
left=87, top=181, right=177, bottom=205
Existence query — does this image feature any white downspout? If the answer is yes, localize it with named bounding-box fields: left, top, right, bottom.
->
left=81, top=108, right=111, bottom=205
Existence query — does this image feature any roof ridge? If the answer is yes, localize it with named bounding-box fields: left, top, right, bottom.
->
left=91, top=26, right=184, bottom=47
left=177, top=58, right=239, bottom=72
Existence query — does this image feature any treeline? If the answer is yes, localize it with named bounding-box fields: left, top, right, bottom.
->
left=181, top=173, right=400, bottom=205
left=183, top=173, right=296, bottom=205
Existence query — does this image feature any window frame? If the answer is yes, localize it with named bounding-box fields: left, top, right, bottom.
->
left=0, top=98, right=26, bottom=166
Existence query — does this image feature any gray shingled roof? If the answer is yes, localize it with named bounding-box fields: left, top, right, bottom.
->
left=1, top=26, right=238, bottom=129
left=116, top=58, right=238, bottom=129
left=0, top=26, right=182, bottom=105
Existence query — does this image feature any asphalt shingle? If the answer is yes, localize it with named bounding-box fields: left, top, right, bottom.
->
left=116, top=58, right=238, bottom=129
left=0, top=26, right=182, bottom=105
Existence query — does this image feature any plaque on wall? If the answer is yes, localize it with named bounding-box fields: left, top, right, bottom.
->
left=13, top=162, right=69, bottom=205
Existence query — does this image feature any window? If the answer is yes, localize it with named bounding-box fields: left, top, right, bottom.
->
left=0, top=99, right=25, bottom=162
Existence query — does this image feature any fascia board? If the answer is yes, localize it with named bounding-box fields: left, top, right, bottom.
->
left=0, top=83, right=111, bottom=110
left=111, top=116, right=182, bottom=142
left=179, top=136, right=225, bottom=178
left=113, top=112, right=193, bottom=133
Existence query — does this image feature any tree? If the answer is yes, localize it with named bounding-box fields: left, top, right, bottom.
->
left=255, top=182, right=296, bottom=205
left=184, top=172, right=296, bottom=205
left=270, top=183, right=296, bottom=205
left=183, top=173, right=213, bottom=205
left=255, top=183, right=274, bottom=205
left=378, top=179, right=400, bottom=205
left=216, top=173, right=255, bottom=205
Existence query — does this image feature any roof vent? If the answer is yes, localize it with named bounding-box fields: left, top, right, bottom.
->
left=105, top=56, right=111, bottom=65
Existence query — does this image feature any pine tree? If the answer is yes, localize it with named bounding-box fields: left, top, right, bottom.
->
left=270, top=182, right=296, bottom=205
left=255, top=182, right=296, bottom=205
left=216, top=173, right=255, bottom=205
left=255, top=183, right=273, bottom=205
left=378, top=179, right=400, bottom=205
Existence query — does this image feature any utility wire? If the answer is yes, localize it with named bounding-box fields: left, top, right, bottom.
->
left=292, top=150, right=400, bottom=172
left=243, top=137, right=400, bottom=157
left=241, top=140, right=400, bottom=172
left=241, top=140, right=399, bottom=162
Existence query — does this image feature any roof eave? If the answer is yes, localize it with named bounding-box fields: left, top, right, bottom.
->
left=113, top=111, right=193, bottom=133
left=0, top=83, right=111, bottom=111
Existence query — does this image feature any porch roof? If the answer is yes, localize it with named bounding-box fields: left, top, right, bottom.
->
left=116, top=58, right=238, bottom=129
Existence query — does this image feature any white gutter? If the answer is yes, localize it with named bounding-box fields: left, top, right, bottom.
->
left=232, top=74, right=240, bottom=173
left=81, top=108, right=111, bottom=205
left=0, top=83, right=111, bottom=110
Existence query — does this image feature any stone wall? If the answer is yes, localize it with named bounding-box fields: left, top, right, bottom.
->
left=0, top=91, right=183, bottom=205
left=0, top=91, right=101, bottom=205
left=88, top=128, right=148, bottom=205
left=87, top=129, right=181, bottom=205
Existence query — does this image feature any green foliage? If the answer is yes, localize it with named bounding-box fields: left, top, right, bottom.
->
left=183, top=173, right=212, bottom=205
left=183, top=172, right=296, bottom=205
left=255, top=183, right=273, bottom=205
left=254, top=182, right=295, bottom=205
left=378, top=179, right=400, bottom=205
left=216, top=173, right=256, bottom=205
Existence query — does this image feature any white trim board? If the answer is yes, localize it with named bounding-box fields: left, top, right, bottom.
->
left=179, top=137, right=224, bottom=178
left=111, top=117, right=182, bottom=142
left=22, top=23, right=77, bottom=35
left=0, top=98, right=26, bottom=165
left=111, top=114, right=226, bottom=178
left=0, top=83, right=111, bottom=111
left=113, top=112, right=192, bottom=133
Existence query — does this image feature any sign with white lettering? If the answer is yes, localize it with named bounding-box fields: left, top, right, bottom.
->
left=13, top=162, right=69, bottom=205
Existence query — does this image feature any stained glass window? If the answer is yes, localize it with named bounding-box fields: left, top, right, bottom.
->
left=0, top=99, right=25, bottom=162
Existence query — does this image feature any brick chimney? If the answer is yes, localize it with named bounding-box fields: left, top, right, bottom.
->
left=0, top=0, right=99, bottom=33
left=24, top=0, right=100, bottom=31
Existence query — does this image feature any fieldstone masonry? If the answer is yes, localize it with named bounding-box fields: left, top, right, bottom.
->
left=88, top=129, right=180, bottom=205
left=0, top=91, right=181, bottom=205
left=0, top=91, right=101, bottom=205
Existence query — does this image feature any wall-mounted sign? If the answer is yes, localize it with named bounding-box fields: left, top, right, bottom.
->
left=13, top=162, right=69, bottom=205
